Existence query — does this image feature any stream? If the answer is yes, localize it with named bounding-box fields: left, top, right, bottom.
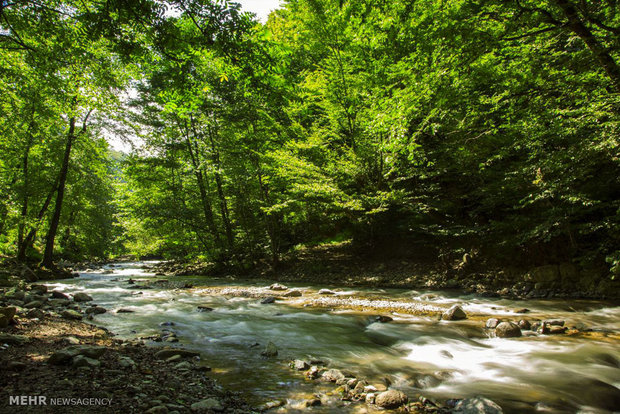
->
left=47, top=262, right=620, bottom=413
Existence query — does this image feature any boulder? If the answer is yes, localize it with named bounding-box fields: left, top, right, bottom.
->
left=548, top=326, right=567, bottom=335
left=61, top=310, right=83, bottom=320
left=154, top=349, right=199, bottom=360
left=269, top=283, right=288, bottom=291
left=454, top=397, right=503, bottom=413
left=197, top=305, right=214, bottom=312
left=485, top=318, right=500, bottom=329
left=73, top=292, right=93, bottom=302
left=118, top=356, right=136, bottom=369
left=376, top=315, right=393, bottom=323
left=495, top=322, right=522, bottom=338
left=261, top=341, right=278, bottom=357
left=374, top=389, right=408, bottom=409
left=518, top=319, right=531, bottom=330
left=21, top=267, right=38, bottom=282
left=85, top=306, right=106, bottom=315
left=283, top=290, right=302, bottom=297
left=304, top=398, right=321, bottom=407
left=26, top=309, right=45, bottom=319
left=321, top=369, right=345, bottom=383
left=0, top=315, right=8, bottom=328
left=318, top=289, right=335, bottom=295
left=117, top=308, right=134, bottom=313
left=191, top=398, right=223, bottom=412
left=145, top=406, right=168, bottom=414
left=305, top=366, right=320, bottom=379
left=442, top=305, right=467, bottom=321
left=72, top=355, right=100, bottom=369
left=292, top=359, right=309, bottom=371
left=0, top=333, right=30, bottom=345
left=51, top=291, right=70, bottom=300
left=260, top=297, right=276, bottom=304
left=30, top=284, right=48, bottom=294
left=24, top=301, right=44, bottom=309
left=0, top=306, right=15, bottom=320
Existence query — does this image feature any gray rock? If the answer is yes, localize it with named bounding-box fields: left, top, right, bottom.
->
left=191, top=398, right=223, bottom=412
left=24, top=300, right=44, bottom=309
left=72, top=355, right=100, bottom=369
left=304, top=398, right=321, bottom=407
left=30, top=284, right=48, bottom=294
left=48, top=345, right=107, bottom=364
left=85, top=306, right=106, bottom=315
left=197, top=305, right=213, bottom=312
left=119, top=356, right=136, bottom=368
left=0, top=315, right=8, bottom=328
left=292, top=359, right=309, bottom=371
left=518, top=319, right=531, bottom=330
left=269, top=283, right=288, bottom=291
left=283, top=290, right=302, bottom=297
left=116, top=308, right=134, bottom=313
left=485, top=318, right=500, bottom=329
left=545, top=319, right=565, bottom=327
left=305, top=366, right=320, bottom=379
left=454, top=396, right=503, bottom=413
left=495, top=322, right=522, bottom=338
left=145, top=406, right=168, bottom=414
left=374, top=389, right=408, bottom=409
left=318, top=289, right=335, bottom=295
left=61, top=310, right=83, bottom=320
left=51, top=291, right=70, bottom=300
left=174, top=361, right=192, bottom=370
left=0, top=306, right=17, bottom=321
left=73, top=292, right=93, bottom=302
left=260, top=297, right=276, bottom=304
left=154, top=349, right=199, bottom=360
left=7, top=361, right=27, bottom=370
left=321, top=369, right=345, bottom=383
left=261, top=341, right=278, bottom=357
left=0, top=333, right=30, bottom=345
left=26, top=309, right=45, bottom=319
left=257, top=400, right=285, bottom=411
left=442, top=305, right=467, bottom=321
left=376, top=315, right=393, bottom=323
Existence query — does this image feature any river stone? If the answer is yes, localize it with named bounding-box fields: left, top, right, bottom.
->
left=283, top=290, right=302, bottom=297
left=442, top=305, right=467, bottom=321
left=72, top=355, right=100, bottom=369
left=191, top=398, right=223, bottom=412
left=318, top=289, right=335, bottom=295
left=145, top=406, right=168, bottom=414
left=0, top=305, right=17, bottom=320
left=305, top=366, right=320, bottom=379
left=548, top=325, right=567, bottom=334
left=454, top=396, right=503, bottom=413
left=117, top=308, right=134, bottom=313
left=24, top=300, right=44, bottom=309
left=73, top=292, right=93, bottom=302
left=485, top=318, right=500, bottom=329
left=61, top=310, right=83, bottom=320
left=174, top=361, right=192, bottom=370
left=518, top=319, right=531, bottom=330
left=27, top=308, right=45, bottom=319
left=495, top=322, right=522, bottom=338
left=85, top=306, right=106, bottom=315
left=155, top=349, right=199, bottom=360
left=260, top=296, right=276, bottom=304
left=119, top=356, right=136, bottom=368
left=257, top=400, right=285, bottom=411
left=545, top=319, right=565, bottom=326
left=374, top=389, right=408, bottom=409
left=261, top=341, right=278, bottom=357
left=51, top=290, right=70, bottom=300
left=7, top=361, right=27, bottom=370
left=269, top=283, right=288, bottom=291
left=376, top=315, right=393, bottom=323
left=0, top=315, right=8, bottom=328
left=30, top=284, right=48, bottom=294
left=322, top=369, right=345, bottom=383
left=292, top=359, right=309, bottom=371
left=304, top=398, right=321, bottom=407
left=197, top=305, right=214, bottom=312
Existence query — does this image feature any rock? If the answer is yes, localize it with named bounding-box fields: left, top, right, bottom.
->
left=515, top=308, right=530, bottom=314
left=261, top=341, right=278, bottom=357
left=321, top=369, right=345, bottom=383
left=365, top=393, right=375, bottom=404
left=0, top=307, right=16, bottom=320
left=166, top=355, right=182, bottom=363
left=292, top=359, right=309, bottom=371
left=318, top=289, right=335, bottom=295
left=154, top=349, right=199, bottom=360
left=0, top=315, right=9, bottom=328
left=48, top=345, right=107, bottom=364
left=495, top=322, right=522, bottom=338
left=73, top=292, right=93, bottom=302
left=64, top=336, right=80, bottom=345
left=269, top=283, right=288, bottom=291
left=26, top=309, right=45, bottom=319
left=304, top=398, right=321, bottom=407
left=85, top=306, right=106, bottom=315
left=548, top=325, right=567, bottom=335
left=518, top=319, right=531, bottom=330
left=159, top=321, right=175, bottom=326
left=61, top=310, right=82, bottom=320
left=197, top=305, right=213, bottom=312
left=0, top=333, right=30, bottom=345
left=282, top=290, right=302, bottom=297
left=72, top=355, right=101, bottom=369
left=260, top=297, right=276, bottom=304
left=442, top=305, right=467, bottom=321
left=24, top=300, right=44, bottom=309
left=174, top=361, right=192, bottom=370
left=191, top=398, right=223, bottom=412
left=7, top=361, right=26, bottom=370
left=257, top=400, right=285, bottom=411
left=374, top=390, right=408, bottom=409
left=119, top=356, right=136, bottom=368
left=545, top=319, right=565, bottom=326
left=145, top=406, right=169, bottom=414
left=117, top=308, right=134, bottom=313
left=305, top=366, right=320, bottom=379
left=454, top=396, right=503, bottom=413
left=485, top=318, right=500, bottom=329
left=51, top=290, right=70, bottom=300
left=376, top=315, right=393, bottom=323
left=352, top=380, right=367, bottom=395
left=21, top=266, right=38, bottom=282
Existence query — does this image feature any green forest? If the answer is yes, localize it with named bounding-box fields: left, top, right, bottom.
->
left=1, top=0, right=619, bottom=283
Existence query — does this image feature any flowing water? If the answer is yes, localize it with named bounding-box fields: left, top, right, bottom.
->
left=47, top=262, right=620, bottom=413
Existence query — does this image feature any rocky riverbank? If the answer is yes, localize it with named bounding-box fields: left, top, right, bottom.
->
left=0, top=284, right=250, bottom=413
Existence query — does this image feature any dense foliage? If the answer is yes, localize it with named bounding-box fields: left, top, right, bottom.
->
left=1, top=0, right=618, bottom=276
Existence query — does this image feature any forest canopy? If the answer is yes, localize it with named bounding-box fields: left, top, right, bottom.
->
left=0, top=0, right=618, bottom=277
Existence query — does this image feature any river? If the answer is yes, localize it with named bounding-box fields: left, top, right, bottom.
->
left=46, top=262, right=620, bottom=413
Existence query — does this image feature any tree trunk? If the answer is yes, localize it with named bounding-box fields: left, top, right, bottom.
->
left=41, top=117, right=76, bottom=268
left=17, top=181, right=57, bottom=262
left=553, top=0, right=620, bottom=93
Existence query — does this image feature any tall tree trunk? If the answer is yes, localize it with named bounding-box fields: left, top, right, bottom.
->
left=41, top=117, right=76, bottom=268
left=553, top=0, right=620, bottom=93
left=18, top=174, right=58, bottom=261
left=18, top=103, right=36, bottom=252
